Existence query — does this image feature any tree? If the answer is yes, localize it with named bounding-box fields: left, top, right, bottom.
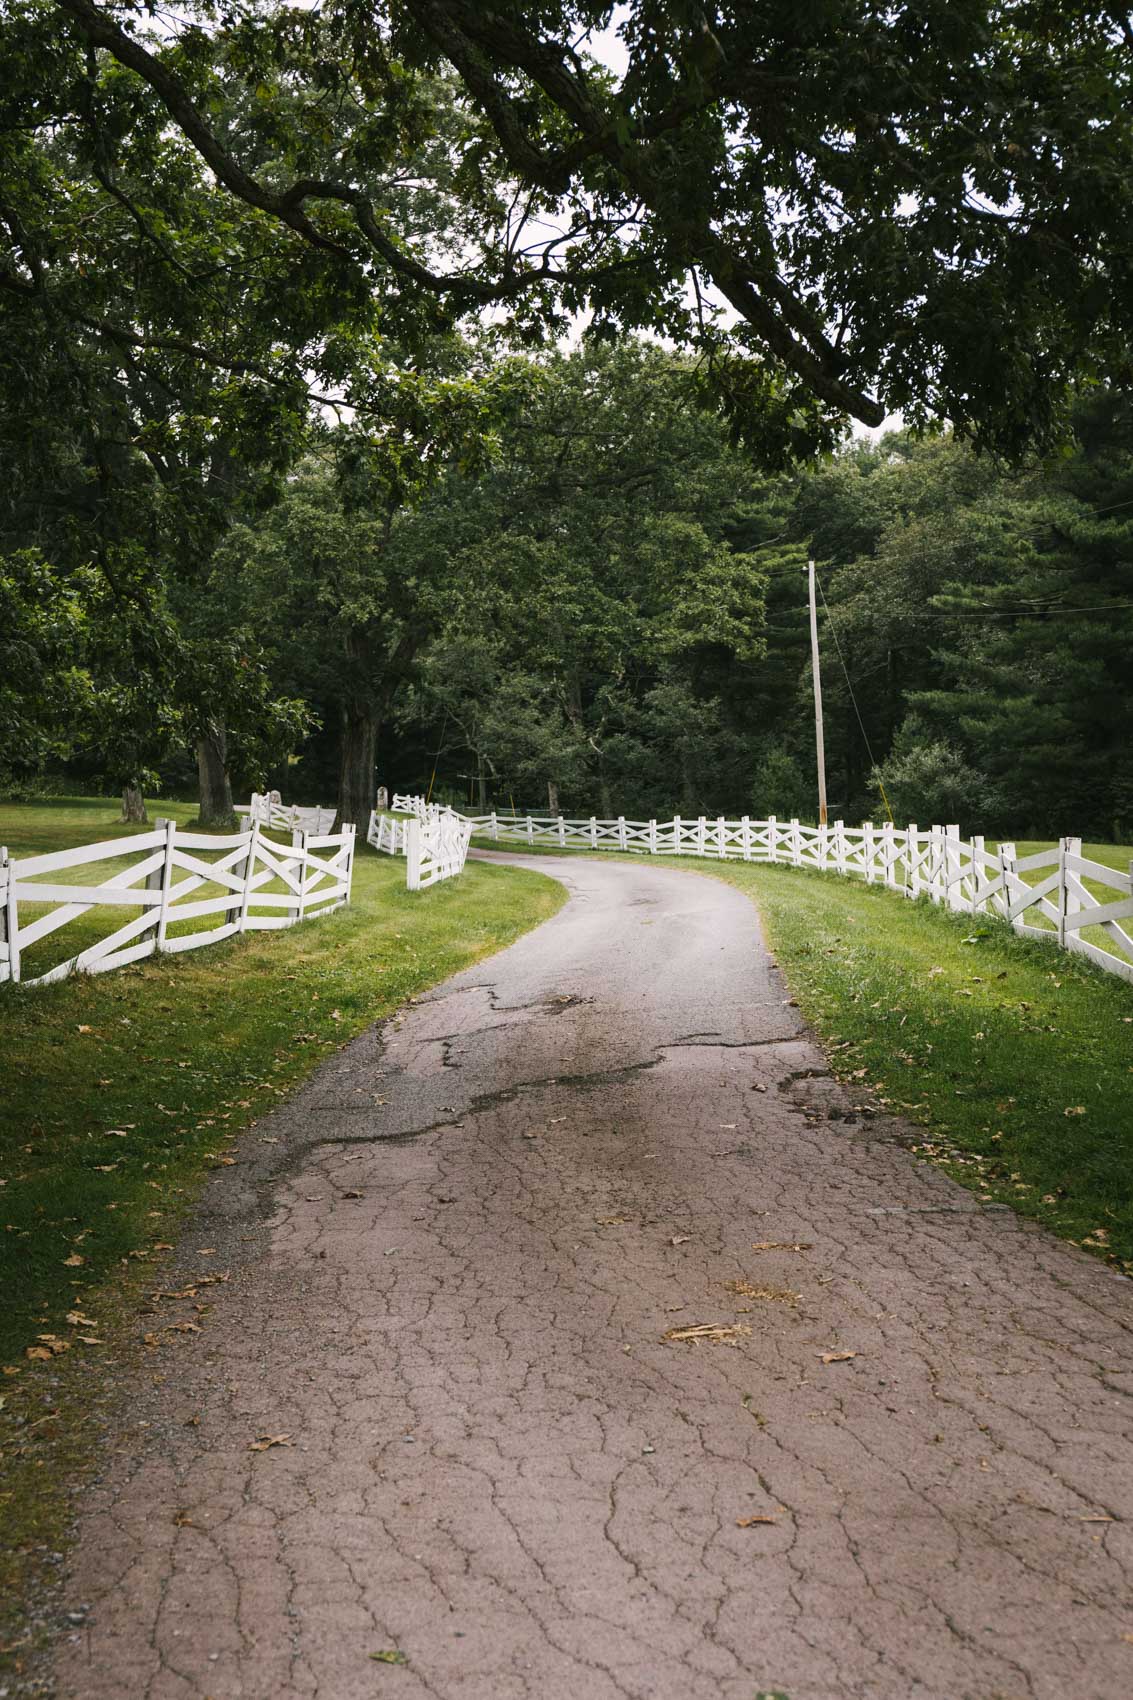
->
left=406, top=342, right=774, bottom=812
left=218, top=352, right=528, bottom=832
left=33, top=0, right=1133, bottom=458
left=0, top=553, right=92, bottom=789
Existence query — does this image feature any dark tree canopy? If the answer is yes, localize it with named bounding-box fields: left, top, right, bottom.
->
left=5, top=0, right=1132, bottom=458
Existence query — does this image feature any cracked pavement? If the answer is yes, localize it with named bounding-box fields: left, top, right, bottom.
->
left=51, top=854, right=1133, bottom=1699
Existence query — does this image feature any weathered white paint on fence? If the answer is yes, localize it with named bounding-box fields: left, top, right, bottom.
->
left=0, top=818, right=355, bottom=989
left=400, top=801, right=1133, bottom=985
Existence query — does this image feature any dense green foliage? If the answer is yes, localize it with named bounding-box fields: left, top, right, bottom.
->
left=388, top=368, right=1133, bottom=839
left=9, top=1, right=1133, bottom=458
left=4, top=3, right=1133, bottom=834
left=6, top=331, right=1133, bottom=838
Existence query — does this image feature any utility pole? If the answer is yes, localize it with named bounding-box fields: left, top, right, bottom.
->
left=808, top=559, right=828, bottom=826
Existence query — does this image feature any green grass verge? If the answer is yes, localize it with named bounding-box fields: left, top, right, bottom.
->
left=0, top=798, right=564, bottom=1658
left=690, top=859, right=1133, bottom=1271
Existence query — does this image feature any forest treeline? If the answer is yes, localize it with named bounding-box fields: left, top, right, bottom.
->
left=4, top=339, right=1132, bottom=840
left=7, top=2, right=1133, bottom=841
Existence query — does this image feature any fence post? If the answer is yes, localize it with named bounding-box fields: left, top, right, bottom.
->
left=490, top=810, right=498, bottom=842
left=741, top=815, right=751, bottom=861
left=0, top=847, right=17, bottom=984
left=939, top=824, right=951, bottom=905
left=559, top=815, right=566, bottom=847
left=590, top=816, right=598, bottom=849
left=971, top=834, right=986, bottom=912
left=927, top=825, right=941, bottom=903
left=790, top=817, right=802, bottom=867
left=1058, top=836, right=1083, bottom=950
left=673, top=814, right=680, bottom=853
left=343, top=823, right=357, bottom=904
left=649, top=818, right=657, bottom=855
left=907, top=825, right=919, bottom=897
left=527, top=814, right=534, bottom=846
left=238, top=818, right=260, bottom=933
left=862, top=820, right=875, bottom=884
left=406, top=819, right=422, bottom=891
left=156, top=818, right=176, bottom=950
left=999, top=841, right=1019, bottom=930
left=716, top=816, right=726, bottom=858
left=695, top=816, right=705, bottom=856
left=289, top=827, right=306, bottom=922
left=768, top=815, right=778, bottom=862
left=619, top=815, right=627, bottom=851
left=834, top=819, right=846, bottom=876
left=143, top=817, right=169, bottom=949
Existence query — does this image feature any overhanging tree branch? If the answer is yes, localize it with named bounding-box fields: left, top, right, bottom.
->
left=52, top=0, right=886, bottom=423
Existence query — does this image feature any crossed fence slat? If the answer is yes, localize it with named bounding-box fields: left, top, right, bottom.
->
left=1, top=817, right=355, bottom=988
left=386, top=800, right=1133, bottom=985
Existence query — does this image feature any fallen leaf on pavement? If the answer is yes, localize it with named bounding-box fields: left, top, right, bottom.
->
left=369, top=1650, right=409, bottom=1665
left=669, top=1234, right=692, bottom=1246
left=249, top=1434, right=293, bottom=1452
left=664, top=1323, right=752, bottom=1346
left=342, top=1189, right=364, bottom=1199
left=736, top=1514, right=779, bottom=1527
left=725, top=1280, right=798, bottom=1304
left=752, top=1241, right=812, bottom=1253
left=818, top=1350, right=858, bottom=1364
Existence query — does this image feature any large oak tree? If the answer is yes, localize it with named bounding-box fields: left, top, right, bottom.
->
left=16, top=0, right=1133, bottom=459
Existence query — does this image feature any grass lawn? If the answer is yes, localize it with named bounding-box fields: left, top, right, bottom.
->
left=0, top=796, right=564, bottom=1652
left=694, top=859, right=1133, bottom=1272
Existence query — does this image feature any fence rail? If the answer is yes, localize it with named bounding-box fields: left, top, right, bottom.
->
left=1, top=817, right=356, bottom=989
left=367, top=806, right=473, bottom=889
left=425, top=803, right=1133, bottom=985
left=240, top=793, right=338, bottom=835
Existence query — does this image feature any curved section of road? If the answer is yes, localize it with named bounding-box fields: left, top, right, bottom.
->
left=54, top=855, right=1133, bottom=1700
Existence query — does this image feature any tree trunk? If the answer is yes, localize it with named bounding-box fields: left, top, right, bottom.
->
left=477, top=754, right=487, bottom=813
left=547, top=778, right=560, bottom=814
left=121, top=784, right=147, bottom=824
left=336, top=706, right=379, bottom=832
left=196, top=724, right=236, bottom=827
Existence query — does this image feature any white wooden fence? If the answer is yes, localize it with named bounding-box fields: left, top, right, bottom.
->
left=367, top=805, right=473, bottom=890
left=239, top=792, right=338, bottom=834
left=405, top=802, right=1133, bottom=985
left=0, top=818, right=356, bottom=989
